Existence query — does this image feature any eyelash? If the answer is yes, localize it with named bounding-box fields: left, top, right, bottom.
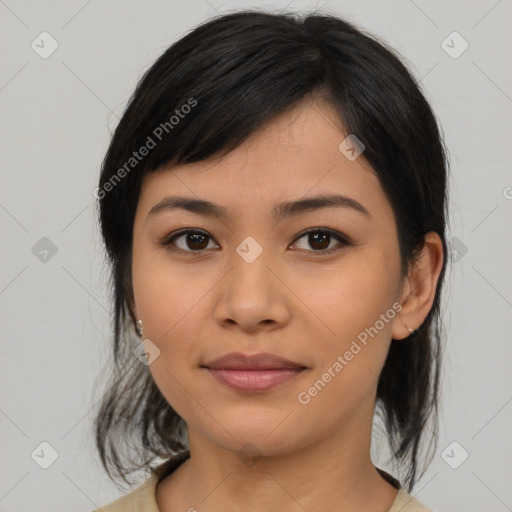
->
left=159, top=227, right=352, bottom=256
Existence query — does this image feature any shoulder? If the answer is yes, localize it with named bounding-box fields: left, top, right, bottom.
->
left=376, top=467, right=434, bottom=512
left=91, top=451, right=191, bottom=512
left=91, top=474, right=159, bottom=512
left=388, top=488, right=434, bottom=512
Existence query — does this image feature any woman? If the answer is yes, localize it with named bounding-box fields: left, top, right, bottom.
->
left=92, top=9, right=448, bottom=512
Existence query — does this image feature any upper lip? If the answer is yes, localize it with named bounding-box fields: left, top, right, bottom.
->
left=202, top=352, right=307, bottom=370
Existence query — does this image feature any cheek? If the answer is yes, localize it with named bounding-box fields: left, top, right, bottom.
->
left=132, top=245, right=214, bottom=340
left=300, top=255, right=399, bottom=337
left=134, top=266, right=206, bottom=417
left=295, top=251, right=401, bottom=390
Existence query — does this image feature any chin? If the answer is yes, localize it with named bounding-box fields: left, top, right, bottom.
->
left=207, top=421, right=300, bottom=457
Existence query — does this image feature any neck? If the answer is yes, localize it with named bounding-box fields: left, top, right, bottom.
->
left=156, top=405, right=398, bottom=512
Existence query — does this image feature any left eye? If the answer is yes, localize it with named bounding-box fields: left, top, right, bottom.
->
left=291, top=228, right=351, bottom=254
left=161, top=228, right=350, bottom=254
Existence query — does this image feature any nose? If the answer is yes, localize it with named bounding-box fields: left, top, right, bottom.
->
left=213, top=246, right=291, bottom=333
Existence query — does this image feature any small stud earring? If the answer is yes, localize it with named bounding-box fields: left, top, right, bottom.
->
left=405, top=324, right=416, bottom=336
left=136, top=319, right=143, bottom=337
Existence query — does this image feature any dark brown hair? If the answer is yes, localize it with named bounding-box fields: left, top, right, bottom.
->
left=93, top=9, right=449, bottom=493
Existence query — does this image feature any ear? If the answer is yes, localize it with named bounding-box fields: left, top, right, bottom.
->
left=129, top=306, right=139, bottom=325
left=124, top=270, right=139, bottom=326
left=392, top=231, right=444, bottom=340
left=126, top=294, right=139, bottom=327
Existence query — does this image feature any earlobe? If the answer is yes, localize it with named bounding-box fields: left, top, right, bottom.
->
left=392, top=231, right=444, bottom=340
left=130, top=306, right=142, bottom=337
left=135, top=319, right=143, bottom=337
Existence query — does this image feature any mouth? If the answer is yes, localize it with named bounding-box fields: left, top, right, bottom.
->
left=203, top=368, right=307, bottom=392
left=201, top=352, right=309, bottom=392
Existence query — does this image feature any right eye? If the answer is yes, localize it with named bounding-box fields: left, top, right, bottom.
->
left=160, top=229, right=220, bottom=254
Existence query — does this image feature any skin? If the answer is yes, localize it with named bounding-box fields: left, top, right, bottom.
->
left=130, top=96, right=444, bottom=512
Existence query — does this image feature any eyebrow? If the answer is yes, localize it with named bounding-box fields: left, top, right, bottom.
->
left=147, top=193, right=372, bottom=223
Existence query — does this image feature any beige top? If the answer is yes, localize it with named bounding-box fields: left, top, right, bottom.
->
left=93, top=451, right=433, bottom=512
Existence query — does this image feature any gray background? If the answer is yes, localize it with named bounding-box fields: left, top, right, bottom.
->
left=1, top=0, right=511, bottom=511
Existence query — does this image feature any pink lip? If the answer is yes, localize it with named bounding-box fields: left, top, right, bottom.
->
left=202, top=351, right=306, bottom=370
left=206, top=368, right=306, bottom=392
left=201, top=352, right=308, bottom=392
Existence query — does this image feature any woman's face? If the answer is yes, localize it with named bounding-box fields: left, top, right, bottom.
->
left=131, top=98, right=409, bottom=456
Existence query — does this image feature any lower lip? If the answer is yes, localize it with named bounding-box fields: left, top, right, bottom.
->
left=205, top=368, right=306, bottom=392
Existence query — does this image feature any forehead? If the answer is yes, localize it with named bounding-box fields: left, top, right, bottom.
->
left=136, top=99, right=392, bottom=225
